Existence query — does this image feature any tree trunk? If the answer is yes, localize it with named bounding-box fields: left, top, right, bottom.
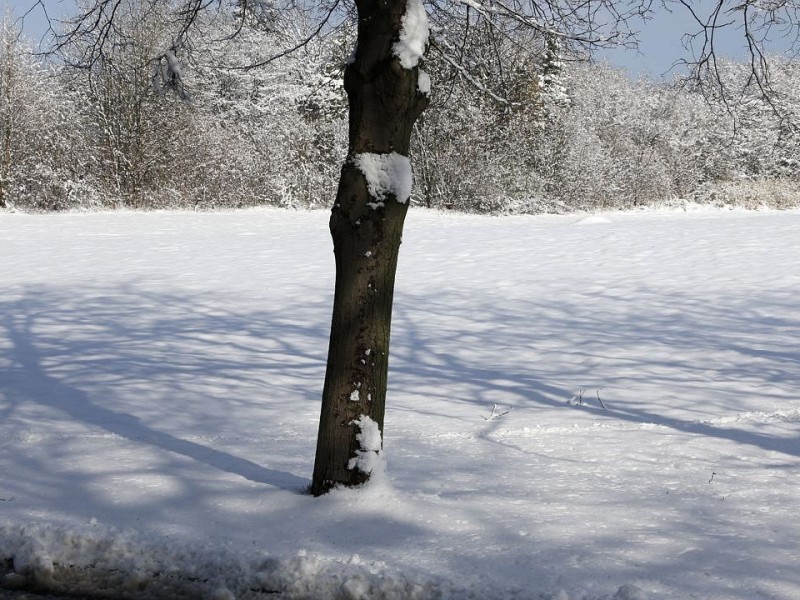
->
left=310, top=0, right=428, bottom=496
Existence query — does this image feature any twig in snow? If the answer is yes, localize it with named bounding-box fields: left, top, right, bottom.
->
left=596, top=388, right=607, bottom=410
left=567, top=388, right=585, bottom=405
left=708, top=472, right=716, bottom=484
left=568, top=388, right=608, bottom=410
left=485, top=403, right=512, bottom=420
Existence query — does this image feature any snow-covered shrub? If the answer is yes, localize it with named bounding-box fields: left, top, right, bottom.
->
left=3, top=4, right=799, bottom=214
left=412, top=51, right=799, bottom=213
left=65, top=6, right=204, bottom=209
left=189, top=14, right=348, bottom=209
left=540, top=64, right=684, bottom=209
left=691, top=178, right=800, bottom=209
left=0, top=19, right=101, bottom=211
left=15, top=165, right=107, bottom=211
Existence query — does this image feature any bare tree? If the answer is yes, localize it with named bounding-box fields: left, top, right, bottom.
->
left=20, top=0, right=799, bottom=494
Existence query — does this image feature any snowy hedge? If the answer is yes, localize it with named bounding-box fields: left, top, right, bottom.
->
left=1, top=13, right=798, bottom=213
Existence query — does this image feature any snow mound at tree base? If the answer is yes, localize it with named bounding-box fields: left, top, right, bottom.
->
left=0, top=523, right=649, bottom=600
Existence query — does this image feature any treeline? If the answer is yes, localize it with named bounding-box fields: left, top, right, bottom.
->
left=1, top=8, right=798, bottom=213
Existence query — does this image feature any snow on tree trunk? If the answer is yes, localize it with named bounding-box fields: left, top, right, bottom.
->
left=310, top=0, right=429, bottom=496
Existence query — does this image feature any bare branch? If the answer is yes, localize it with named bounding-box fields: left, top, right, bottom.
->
left=672, top=0, right=800, bottom=124
left=221, top=0, right=344, bottom=70
left=430, top=36, right=516, bottom=105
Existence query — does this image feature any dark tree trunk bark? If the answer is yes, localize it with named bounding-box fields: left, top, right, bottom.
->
left=310, top=0, right=428, bottom=496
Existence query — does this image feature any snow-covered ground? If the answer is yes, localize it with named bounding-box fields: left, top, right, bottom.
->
left=1, top=207, right=798, bottom=600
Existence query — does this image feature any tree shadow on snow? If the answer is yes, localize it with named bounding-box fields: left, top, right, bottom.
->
left=1, top=285, right=313, bottom=493
left=391, top=284, right=800, bottom=458
left=2, top=278, right=798, bottom=494
left=0, top=282, right=800, bottom=552
left=1, top=275, right=799, bottom=596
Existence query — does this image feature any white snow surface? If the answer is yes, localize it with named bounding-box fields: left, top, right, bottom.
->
left=1, top=207, right=800, bottom=600
left=393, top=0, right=429, bottom=69
left=353, top=152, right=413, bottom=204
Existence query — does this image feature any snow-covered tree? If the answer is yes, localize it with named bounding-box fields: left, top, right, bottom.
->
left=0, top=16, right=22, bottom=208
left=0, top=15, right=95, bottom=210
left=189, top=13, right=349, bottom=208
left=57, top=1, right=204, bottom=207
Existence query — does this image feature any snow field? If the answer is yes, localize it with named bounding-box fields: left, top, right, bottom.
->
left=1, top=207, right=799, bottom=599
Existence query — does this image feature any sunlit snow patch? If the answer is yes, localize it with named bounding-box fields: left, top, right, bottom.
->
left=574, top=214, right=612, bottom=225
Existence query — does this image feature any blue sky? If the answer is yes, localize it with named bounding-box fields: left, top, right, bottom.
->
left=1, top=0, right=787, bottom=79
left=598, top=5, right=771, bottom=79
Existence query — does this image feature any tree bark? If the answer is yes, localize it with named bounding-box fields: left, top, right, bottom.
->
left=310, top=0, right=428, bottom=496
